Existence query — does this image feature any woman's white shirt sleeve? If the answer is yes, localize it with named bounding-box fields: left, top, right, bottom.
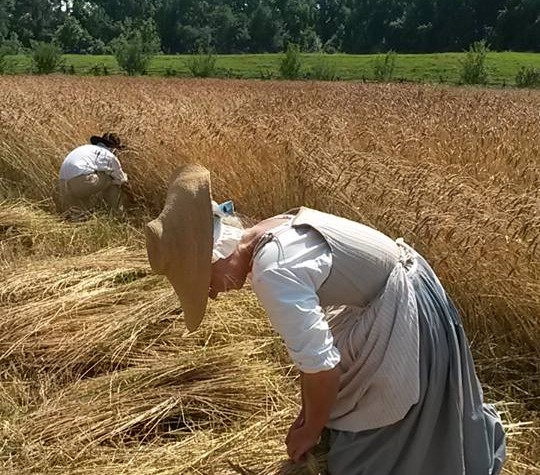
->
left=108, top=155, right=128, bottom=184
left=93, top=147, right=128, bottom=184
left=250, top=226, right=340, bottom=373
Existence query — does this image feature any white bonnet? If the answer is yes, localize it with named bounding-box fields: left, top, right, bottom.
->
left=212, top=200, right=243, bottom=263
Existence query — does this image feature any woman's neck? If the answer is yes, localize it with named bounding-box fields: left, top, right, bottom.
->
left=239, top=216, right=291, bottom=262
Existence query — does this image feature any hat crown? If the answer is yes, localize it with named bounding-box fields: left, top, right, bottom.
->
left=102, top=132, right=122, bottom=148
left=90, top=132, right=123, bottom=149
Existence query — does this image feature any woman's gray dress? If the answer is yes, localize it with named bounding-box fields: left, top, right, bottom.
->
left=282, top=208, right=506, bottom=475
left=326, top=251, right=505, bottom=474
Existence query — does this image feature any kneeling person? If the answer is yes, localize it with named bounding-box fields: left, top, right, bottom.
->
left=59, top=132, right=128, bottom=216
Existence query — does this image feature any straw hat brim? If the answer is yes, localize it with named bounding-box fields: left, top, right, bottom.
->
left=144, top=164, right=213, bottom=331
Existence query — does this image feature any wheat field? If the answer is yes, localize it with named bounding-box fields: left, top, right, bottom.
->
left=0, top=76, right=538, bottom=474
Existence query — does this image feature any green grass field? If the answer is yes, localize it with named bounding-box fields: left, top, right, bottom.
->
left=3, top=51, right=540, bottom=86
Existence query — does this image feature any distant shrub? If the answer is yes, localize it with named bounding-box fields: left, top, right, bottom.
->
left=372, top=51, right=397, bottom=82
left=0, top=48, right=7, bottom=74
left=164, top=67, right=177, bottom=77
left=89, top=63, right=105, bottom=76
left=59, top=64, right=75, bottom=75
left=114, top=34, right=151, bottom=75
left=222, top=68, right=237, bottom=78
left=186, top=50, right=217, bottom=78
left=113, top=21, right=160, bottom=76
left=31, top=41, right=64, bottom=74
left=515, top=66, right=540, bottom=88
left=280, top=43, right=302, bottom=80
left=310, top=55, right=337, bottom=81
left=86, top=63, right=108, bottom=76
left=460, top=40, right=489, bottom=85
left=259, top=68, right=274, bottom=80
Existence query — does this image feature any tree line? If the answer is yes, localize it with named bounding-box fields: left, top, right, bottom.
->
left=1, top=0, right=539, bottom=55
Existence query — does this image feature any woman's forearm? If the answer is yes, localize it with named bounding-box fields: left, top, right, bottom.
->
left=301, top=366, right=341, bottom=432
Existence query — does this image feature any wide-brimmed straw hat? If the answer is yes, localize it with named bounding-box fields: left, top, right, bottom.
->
left=90, top=132, right=126, bottom=150
left=144, top=164, right=213, bottom=331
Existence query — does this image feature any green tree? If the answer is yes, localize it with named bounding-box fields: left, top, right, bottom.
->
left=10, top=0, right=65, bottom=47
left=156, top=0, right=213, bottom=53
left=155, top=0, right=184, bottom=53
left=493, top=0, right=540, bottom=51
left=0, top=0, right=14, bottom=41
left=94, top=0, right=159, bottom=23
left=432, top=0, right=476, bottom=51
left=342, top=0, right=403, bottom=53
left=249, top=3, right=283, bottom=52
left=209, top=5, right=250, bottom=53
left=386, top=0, right=435, bottom=52
left=0, top=32, right=23, bottom=55
left=469, top=0, right=506, bottom=43
left=71, top=0, right=119, bottom=47
left=54, top=15, right=103, bottom=54
left=276, top=0, right=319, bottom=48
left=317, top=0, right=350, bottom=50
left=1, top=0, right=540, bottom=56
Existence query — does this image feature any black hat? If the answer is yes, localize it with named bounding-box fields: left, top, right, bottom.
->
left=90, top=132, right=125, bottom=150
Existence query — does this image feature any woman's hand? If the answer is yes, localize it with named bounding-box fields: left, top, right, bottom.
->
left=286, top=408, right=305, bottom=444
left=286, top=367, right=340, bottom=463
left=286, top=424, right=322, bottom=463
